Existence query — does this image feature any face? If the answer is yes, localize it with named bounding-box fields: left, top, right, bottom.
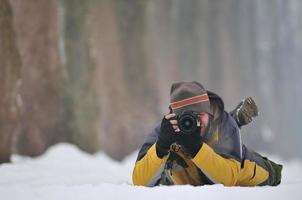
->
left=198, top=112, right=209, bottom=136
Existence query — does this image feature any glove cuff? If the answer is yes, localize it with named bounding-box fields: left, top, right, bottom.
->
left=156, top=143, right=170, bottom=158
left=182, top=140, right=203, bottom=158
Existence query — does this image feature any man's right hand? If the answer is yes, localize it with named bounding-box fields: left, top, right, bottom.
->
left=156, top=113, right=179, bottom=158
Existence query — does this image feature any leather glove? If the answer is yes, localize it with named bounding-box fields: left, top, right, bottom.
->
left=176, top=126, right=203, bottom=158
left=156, top=117, right=176, bottom=158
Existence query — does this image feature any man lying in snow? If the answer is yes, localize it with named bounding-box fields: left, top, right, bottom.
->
left=132, top=81, right=282, bottom=187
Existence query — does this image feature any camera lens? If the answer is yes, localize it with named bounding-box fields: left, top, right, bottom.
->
left=183, top=119, right=193, bottom=129
left=178, top=111, right=198, bottom=134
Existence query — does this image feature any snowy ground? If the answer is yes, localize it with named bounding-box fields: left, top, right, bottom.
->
left=1, top=143, right=301, bottom=200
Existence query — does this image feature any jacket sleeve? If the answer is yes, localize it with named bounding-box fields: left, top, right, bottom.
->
left=192, top=113, right=243, bottom=186
left=192, top=142, right=241, bottom=186
left=237, top=145, right=273, bottom=186
left=132, top=124, right=168, bottom=186
left=192, top=111, right=272, bottom=186
left=192, top=132, right=275, bottom=186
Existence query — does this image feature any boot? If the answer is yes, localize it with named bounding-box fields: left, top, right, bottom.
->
left=230, top=97, right=258, bottom=128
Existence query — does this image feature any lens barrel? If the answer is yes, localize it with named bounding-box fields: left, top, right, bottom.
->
left=177, top=110, right=199, bottom=134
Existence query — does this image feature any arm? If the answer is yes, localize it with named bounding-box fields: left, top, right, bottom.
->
left=133, top=113, right=178, bottom=186
left=133, top=120, right=175, bottom=186
left=183, top=112, right=243, bottom=186
left=237, top=145, right=273, bottom=186
left=132, top=143, right=168, bottom=186
left=132, top=124, right=167, bottom=186
left=192, top=111, right=271, bottom=186
left=192, top=143, right=241, bottom=186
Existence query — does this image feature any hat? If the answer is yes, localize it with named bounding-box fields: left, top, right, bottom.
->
left=169, top=81, right=212, bottom=115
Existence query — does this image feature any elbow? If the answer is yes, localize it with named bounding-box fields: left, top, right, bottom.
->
left=132, top=166, right=143, bottom=186
left=222, top=177, right=238, bottom=187
left=221, top=168, right=240, bottom=186
left=132, top=175, right=143, bottom=186
left=132, top=178, right=141, bottom=186
left=132, top=175, right=139, bottom=186
left=132, top=165, right=149, bottom=186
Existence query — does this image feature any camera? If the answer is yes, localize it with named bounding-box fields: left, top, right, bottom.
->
left=177, top=110, right=199, bottom=135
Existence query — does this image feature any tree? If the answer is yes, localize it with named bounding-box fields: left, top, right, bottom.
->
left=10, top=0, right=68, bottom=156
left=0, top=0, right=21, bottom=163
left=59, top=0, right=99, bottom=153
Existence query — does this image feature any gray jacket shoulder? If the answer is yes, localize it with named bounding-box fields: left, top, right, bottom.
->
left=211, top=111, right=243, bottom=162
left=136, top=123, right=160, bottom=161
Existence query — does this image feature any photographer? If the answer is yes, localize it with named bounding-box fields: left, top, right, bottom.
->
left=132, top=81, right=282, bottom=187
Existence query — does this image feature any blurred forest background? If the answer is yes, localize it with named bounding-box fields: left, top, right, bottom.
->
left=1, top=0, right=301, bottom=163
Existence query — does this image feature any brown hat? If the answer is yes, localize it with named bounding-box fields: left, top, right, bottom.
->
left=169, top=81, right=212, bottom=115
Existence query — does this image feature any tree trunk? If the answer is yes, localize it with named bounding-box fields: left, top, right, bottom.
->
left=0, top=0, right=21, bottom=163
left=10, top=0, right=67, bottom=156
left=88, top=0, right=159, bottom=160
left=59, top=0, right=99, bottom=153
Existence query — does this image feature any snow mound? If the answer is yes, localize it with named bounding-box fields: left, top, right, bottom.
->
left=0, top=143, right=301, bottom=200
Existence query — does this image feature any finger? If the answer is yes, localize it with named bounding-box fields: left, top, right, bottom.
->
left=169, top=106, right=173, bottom=114
left=172, top=125, right=179, bottom=130
left=170, top=119, right=178, bottom=125
left=165, top=113, right=176, bottom=120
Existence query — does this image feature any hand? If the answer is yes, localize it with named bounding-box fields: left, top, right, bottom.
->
left=156, top=113, right=178, bottom=158
left=176, top=125, right=203, bottom=158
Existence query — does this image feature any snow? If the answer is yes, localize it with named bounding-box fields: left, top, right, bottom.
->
left=1, top=143, right=302, bottom=200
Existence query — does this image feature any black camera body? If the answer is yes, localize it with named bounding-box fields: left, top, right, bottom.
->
left=177, top=110, right=199, bottom=135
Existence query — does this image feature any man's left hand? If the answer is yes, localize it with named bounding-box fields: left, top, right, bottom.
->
left=176, top=126, right=203, bottom=158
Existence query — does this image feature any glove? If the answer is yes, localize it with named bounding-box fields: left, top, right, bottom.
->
left=176, top=126, right=203, bottom=158
left=156, top=117, right=176, bottom=158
